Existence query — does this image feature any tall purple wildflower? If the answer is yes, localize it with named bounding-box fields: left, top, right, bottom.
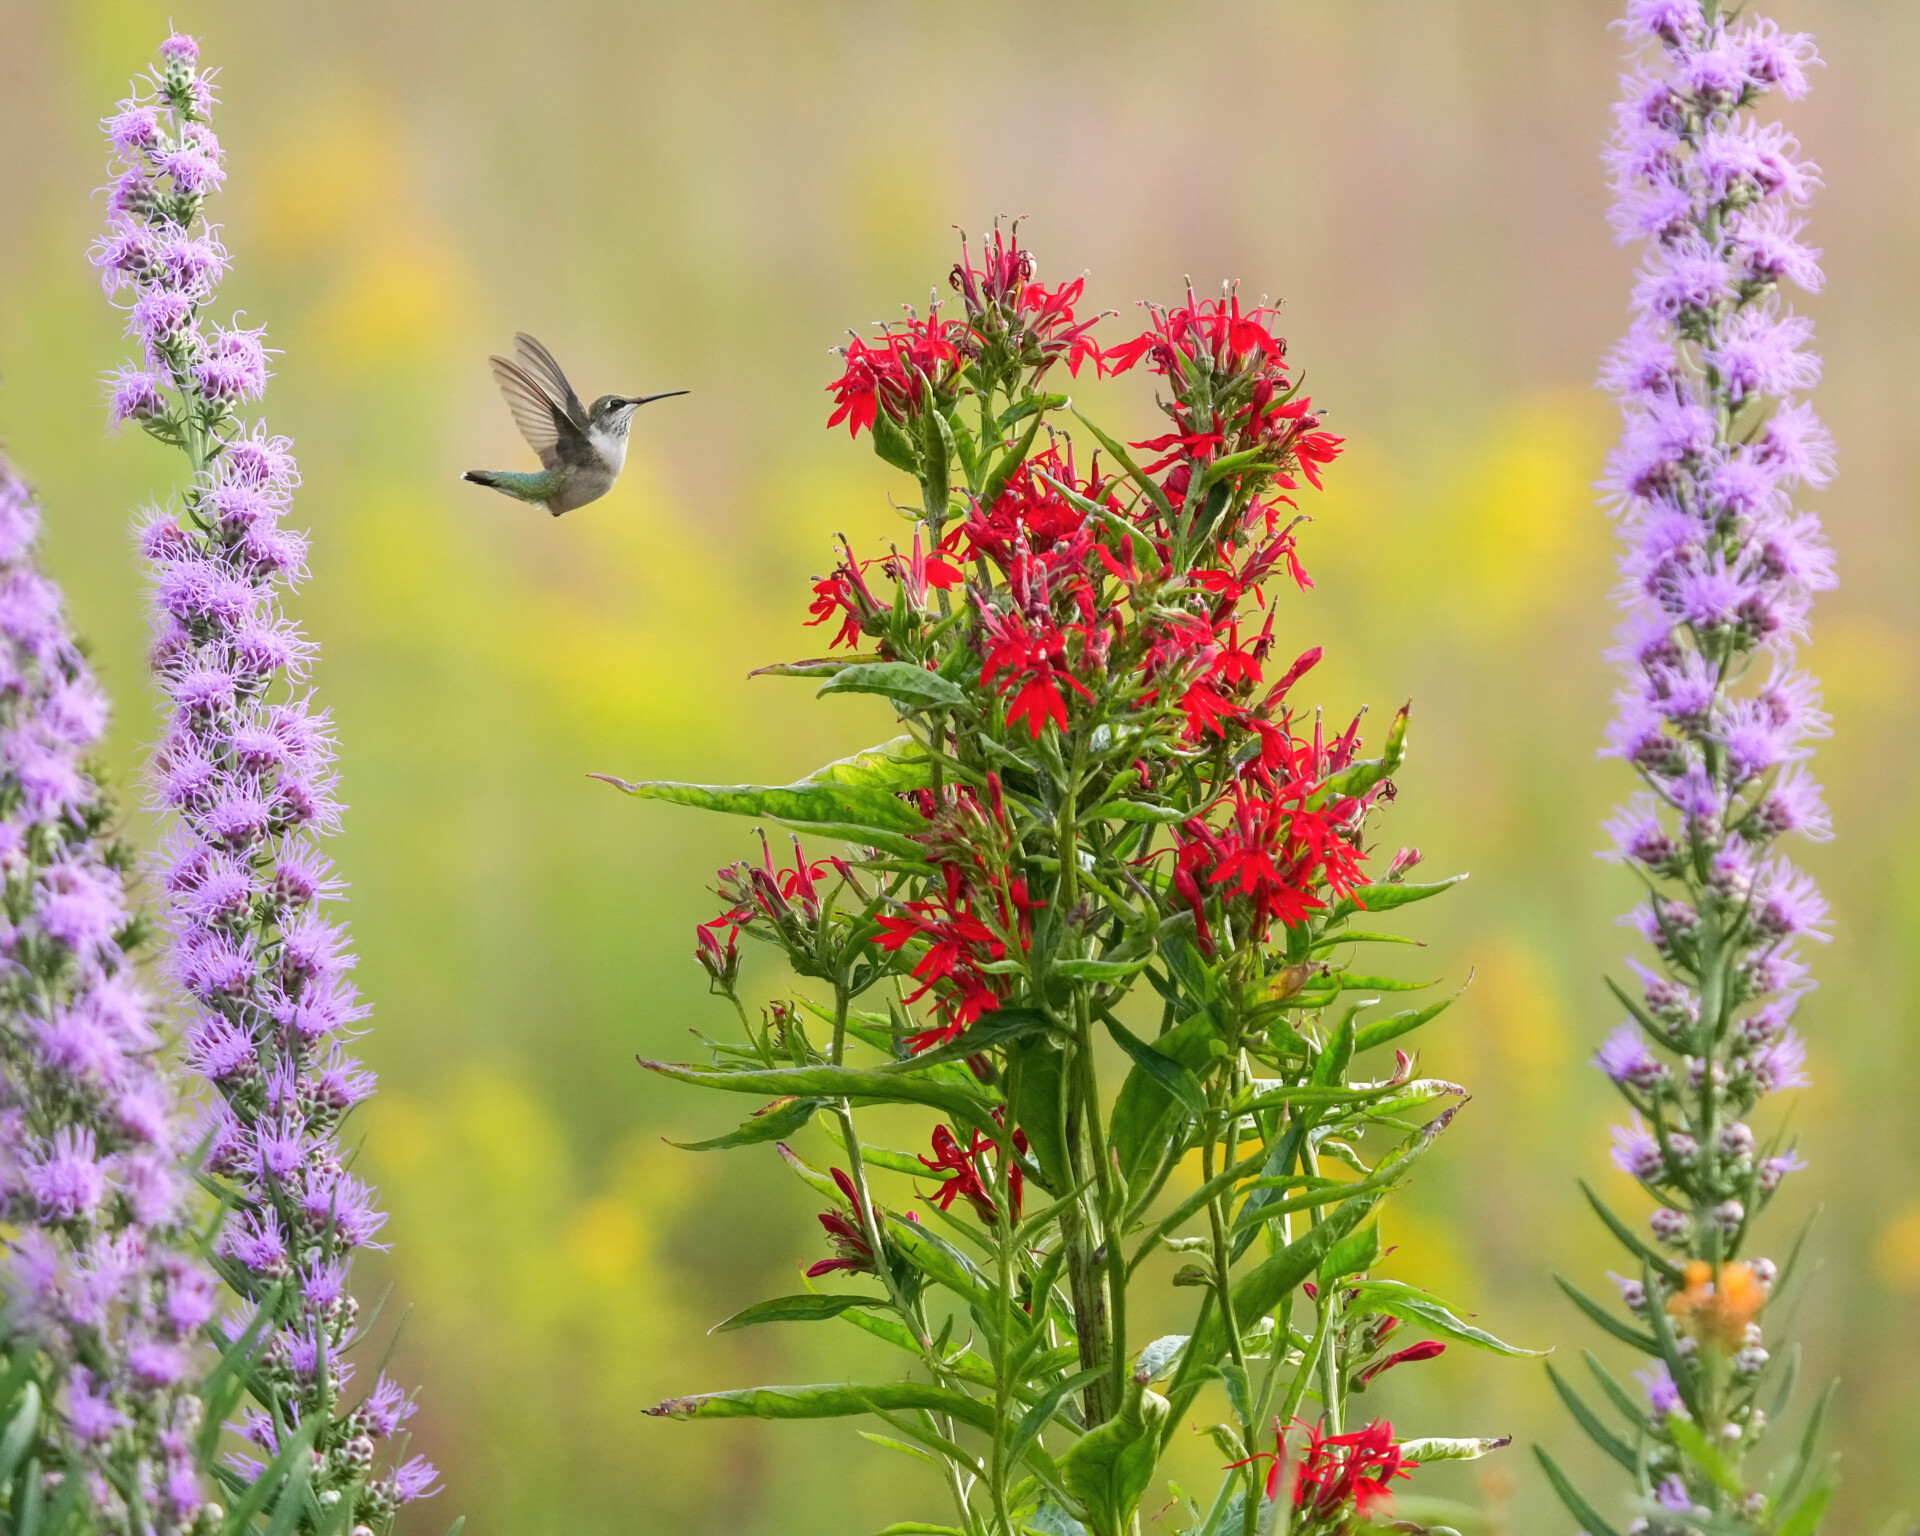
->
left=0, top=452, right=217, bottom=1532
left=1542, top=4, right=1836, bottom=1533
left=91, top=34, right=436, bottom=1526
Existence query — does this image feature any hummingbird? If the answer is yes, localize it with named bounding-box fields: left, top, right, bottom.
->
left=462, top=333, right=685, bottom=515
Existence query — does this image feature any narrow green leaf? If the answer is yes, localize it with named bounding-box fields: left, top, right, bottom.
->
left=670, top=1096, right=822, bottom=1152
left=1771, top=1378, right=1835, bottom=1516
left=804, top=737, right=934, bottom=792
left=1773, top=1478, right=1836, bottom=1536
left=1327, top=875, right=1468, bottom=921
left=1102, top=1010, right=1207, bottom=1117
left=903, top=1008, right=1054, bottom=1070
left=819, top=662, right=966, bottom=710
left=1054, top=955, right=1153, bottom=983
left=646, top=1381, right=994, bottom=1436
left=1351, top=1280, right=1541, bottom=1356
left=1396, top=1435, right=1512, bottom=1462
left=1583, top=1350, right=1650, bottom=1430
left=1319, top=1223, right=1381, bottom=1286
left=980, top=411, right=1048, bottom=509
left=871, top=409, right=921, bottom=475
left=1545, top=1363, right=1638, bottom=1471
left=1666, top=1413, right=1743, bottom=1497
left=1070, top=410, right=1176, bottom=522
left=1533, top=1447, right=1623, bottom=1536
left=711, top=1293, right=888, bottom=1332
left=1329, top=972, right=1437, bottom=994
left=1007, top=1367, right=1105, bottom=1466
left=640, top=1059, right=1000, bottom=1134
left=888, top=1215, right=995, bottom=1307
left=594, top=773, right=929, bottom=858
left=1554, top=1274, right=1659, bottom=1355
left=1580, top=1180, right=1683, bottom=1281
left=0, top=1381, right=40, bottom=1491
left=218, top=1415, right=322, bottom=1536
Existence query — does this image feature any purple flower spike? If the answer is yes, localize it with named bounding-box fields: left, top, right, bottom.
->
left=1566, top=5, right=1833, bottom=1529
left=91, top=33, right=436, bottom=1524
left=0, top=453, right=215, bottom=1532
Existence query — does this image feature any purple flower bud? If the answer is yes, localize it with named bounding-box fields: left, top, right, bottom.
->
left=1650, top=1207, right=1691, bottom=1246
left=1758, top=1151, right=1805, bottom=1191
left=1656, top=1475, right=1695, bottom=1515
left=1636, top=1360, right=1685, bottom=1417
left=1712, top=1198, right=1746, bottom=1235
left=159, top=33, right=200, bottom=66
left=1611, top=1121, right=1667, bottom=1181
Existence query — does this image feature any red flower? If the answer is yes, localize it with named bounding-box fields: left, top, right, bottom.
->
left=1226, top=1419, right=1416, bottom=1525
left=826, top=318, right=963, bottom=438
left=949, top=224, right=1107, bottom=378
left=1291, top=1419, right=1416, bottom=1522
left=805, top=543, right=890, bottom=649
left=875, top=864, right=1009, bottom=1052
left=807, top=1167, right=880, bottom=1278
left=1354, top=1339, right=1446, bottom=1388
left=919, top=1120, right=1028, bottom=1222
left=975, top=602, right=1094, bottom=739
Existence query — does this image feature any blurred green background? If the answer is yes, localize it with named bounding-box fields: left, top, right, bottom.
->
left=3, top=0, right=1917, bottom=1530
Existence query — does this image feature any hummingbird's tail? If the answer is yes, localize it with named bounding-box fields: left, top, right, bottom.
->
left=462, top=469, right=505, bottom=489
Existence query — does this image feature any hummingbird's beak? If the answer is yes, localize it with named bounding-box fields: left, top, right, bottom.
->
left=627, top=390, right=689, bottom=406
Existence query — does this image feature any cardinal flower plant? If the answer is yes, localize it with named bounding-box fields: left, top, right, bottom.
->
left=617, top=230, right=1527, bottom=1536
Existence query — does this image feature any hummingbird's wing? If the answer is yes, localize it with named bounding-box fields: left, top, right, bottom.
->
left=488, top=356, right=588, bottom=470
left=512, top=334, right=591, bottom=432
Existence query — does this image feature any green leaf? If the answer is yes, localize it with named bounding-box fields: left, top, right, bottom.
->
left=1319, top=1223, right=1381, bottom=1286
left=640, top=1059, right=1000, bottom=1134
left=1773, top=1479, right=1836, bottom=1536
left=1060, top=1375, right=1170, bottom=1536
left=1024, top=1503, right=1090, bottom=1536
left=1101, top=1010, right=1208, bottom=1118
left=871, top=408, right=921, bottom=475
left=1396, top=1435, right=1512, bottom=1463
left=1096, top=800, right=1189, bottom=824
left=670, top=1096, right=823, bottom=1152
left=1554, top=1273, right=1659, bottom=1355
left=819, top=662, right=966, bottom=711
left=1006, top=1367, right=1105, bottom=1467
left=1532, top=1445, right=1623, bottom=1536
left=218, top=1414, right=323, bottom=1536
left=981, top=411, right=1048, bottom=509
left=1330, top=972, right=1437, bottom=994
left=1545, top=1363, right=1637, bottom=1471
left=1054, top=955, right=1153, bottom=983
left=1580, top=1180, right=1683, bottom=1281
left=888, top=1214, right=995, bottom=1307
left=1327, top=875, right=1468, bottom=922
left=1666, top=1412, right=1744, bottom=1497
left=921, top=390, right=953, bottom=521
left=1070, top=410, right=1175, bottom=522
left=711, top=1293, right=889, bottom=1332
left=594, top=773, right=929, bottom=859
left=904, top=1008, right=1055, bottom=1070
left=804, top=737, right=934, bottom=792
left=1008, top=1038, right=1073, bottom=1191
left=647, top=1381, right=995, bottom=1435
left=0, top=1380, right=40, bottom=1491
left=1349, top=1280, right=1541, bottom=1356
left=1108, top=1013, right=1215, bottom=1195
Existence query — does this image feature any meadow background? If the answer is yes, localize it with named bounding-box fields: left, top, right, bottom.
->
left=2, top=1, right=1917, bottom=1531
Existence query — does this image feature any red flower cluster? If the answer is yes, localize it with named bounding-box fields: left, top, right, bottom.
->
left=1170, top=724, right=1375, bottom=952
left=1291, top=1420, right=1416, bottom=1525
left=705, top=836, right=851, bottom=952
left=875, top=861, right=1020, bottom=1051
left=950, top=223, right=1106, bottom=380
left=827, top=316, right=964, bottom=439
left=1230, top=1418, right=1416, bottom=1527
left=918, top=1118, right=1028, bottom=1222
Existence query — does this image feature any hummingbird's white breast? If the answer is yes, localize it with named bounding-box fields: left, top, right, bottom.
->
left=589, top=427, right=630, bottom=476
